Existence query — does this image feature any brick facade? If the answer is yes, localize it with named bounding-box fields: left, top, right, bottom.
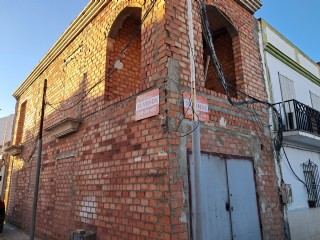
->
left=3, top=0, right=285, bottom=239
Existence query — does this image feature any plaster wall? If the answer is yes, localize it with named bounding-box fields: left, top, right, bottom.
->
left=266, top=53, right=320, bottom=106
left=265, top=27, right=296, bottom=61
left=0, top=114, right=14, bottom=145
left=264, top=25, right=320, bottom=78
left=281, top=146, right=320, bottom=240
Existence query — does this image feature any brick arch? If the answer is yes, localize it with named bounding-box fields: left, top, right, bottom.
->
left=203, top=4, right=241, bottom=98
left=105, top=4, right=143, bottom=101
left=104, top=1, right=143, bottom=35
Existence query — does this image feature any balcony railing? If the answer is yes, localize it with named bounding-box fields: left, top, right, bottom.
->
left=273, top=99, right=320, bottom=136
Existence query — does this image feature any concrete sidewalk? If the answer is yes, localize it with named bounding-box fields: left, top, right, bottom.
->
left=0, top=222, right=42, bottom=240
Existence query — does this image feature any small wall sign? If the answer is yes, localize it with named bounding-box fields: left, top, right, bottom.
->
left=135, top=89, right=160, bottom=121
left=183, top=92, right=209, bottom=122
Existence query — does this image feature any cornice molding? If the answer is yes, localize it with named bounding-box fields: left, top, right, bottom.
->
left=13, top=0, right=110, bottom=99
left=265, top=43, right=320, bottom=86
left=234, top=0, right=262, bottom=13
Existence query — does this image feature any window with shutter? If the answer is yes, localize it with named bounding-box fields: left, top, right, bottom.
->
left=310, top=91, right=320, bottom=112
left=279, top=73, right=296, bottom=101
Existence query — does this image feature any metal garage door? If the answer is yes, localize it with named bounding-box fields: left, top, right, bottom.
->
left=189, top=154, right=261, bottom=240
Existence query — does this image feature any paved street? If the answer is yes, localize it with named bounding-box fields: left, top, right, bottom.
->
left=0, top=222, right=42, bottom=240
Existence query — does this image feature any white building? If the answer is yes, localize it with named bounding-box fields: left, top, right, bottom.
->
left=0, top=114, right=14, bottom=197
left=259, top=19, right=320, bottom=240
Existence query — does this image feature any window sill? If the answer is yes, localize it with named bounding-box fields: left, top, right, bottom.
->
left=45, top=118, right=82, bottom=138
left=4, top=144, right=23, bottom=156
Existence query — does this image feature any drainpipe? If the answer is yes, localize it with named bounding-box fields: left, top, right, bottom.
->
left=187, top=0, right=203, bottom=238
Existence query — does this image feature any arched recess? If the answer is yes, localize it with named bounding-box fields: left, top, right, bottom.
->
left=203, top=6, right=239, bottom=98
left=105, top=5, right=142, bottom=101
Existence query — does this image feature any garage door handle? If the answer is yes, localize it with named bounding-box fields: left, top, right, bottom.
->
left=226, top=202, right=234, bottom=211
left=226, top=202, right=230, bottom=211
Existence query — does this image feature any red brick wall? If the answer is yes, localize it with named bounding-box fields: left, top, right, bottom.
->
left=106, top=16, right=142, bottom=101
left=5, top=0, right=285, bottom=239
left=204, top=30, right=237, bottom=97
left=164, top=0, right=285, bottom=239
left=15, top=100, right=27, bottom=144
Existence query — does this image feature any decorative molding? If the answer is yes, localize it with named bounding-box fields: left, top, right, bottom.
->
left=13, top=0, right=110, bottom=99
left=45, top=118, right=82, bottom=138
left=4, top=145, right=23, bottom=156
left=56, top=150, right=76, bottom=160
left=260, top=19, right=320, bottom=73
left=234, top=0, right=262, bottom=13
left=265, top=43, right=320, bottom=86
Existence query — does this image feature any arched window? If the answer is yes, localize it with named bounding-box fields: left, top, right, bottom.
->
left=203, top=6, right=239, bottom=98
left=106, top=7, right=142, bottom=101
left=15, top=100, right=27, bottom=144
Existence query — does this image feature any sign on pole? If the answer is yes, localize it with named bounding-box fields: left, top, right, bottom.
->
left=135, top=89, right=160, bottom=121
left=183, top=92, right=209, bottom=122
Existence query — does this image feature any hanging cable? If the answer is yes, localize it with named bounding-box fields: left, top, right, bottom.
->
left=282, top=146, right=309, bottom=193
left=47, top=0, right=158, bottom=111
left=196, top=0, right=283, bottom=151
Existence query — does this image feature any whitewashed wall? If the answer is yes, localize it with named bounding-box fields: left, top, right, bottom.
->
left=260, top=19, right=320, bottom=240
left=266, top=53, right=320, bottom=107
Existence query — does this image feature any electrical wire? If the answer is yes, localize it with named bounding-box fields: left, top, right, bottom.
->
left=196, top=0, right=283, bottom=151
left=47, top=68, right=116, bottom=112
left=282, top=146, right=309, bottom=193
left=25, top=133, right=39, bottom=163
left=47, top=0, right=158, bottom=112
left=175, top=92, right=193, bottom=132
left=122, top=0, right=157, bottom=56
left=179, top=120, right=200, bottom=138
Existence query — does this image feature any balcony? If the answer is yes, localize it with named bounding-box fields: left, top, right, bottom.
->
left=273, top=99, right=320, bottom=149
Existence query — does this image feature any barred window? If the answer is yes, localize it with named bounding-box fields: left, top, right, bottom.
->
left=302, top=160, right=320, bottom=208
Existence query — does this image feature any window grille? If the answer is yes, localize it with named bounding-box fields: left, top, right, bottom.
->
left=302, top=160, right=320, bottom=208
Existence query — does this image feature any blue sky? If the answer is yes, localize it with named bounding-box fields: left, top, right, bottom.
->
left=255, top=0, right=320, bottom=62
left=0, top=0, right=319, bottom=118
left=0, top=0, right=88, bottom=118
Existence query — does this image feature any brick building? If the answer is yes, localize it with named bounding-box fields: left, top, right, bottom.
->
left=4, top=0, right=285, bottom=239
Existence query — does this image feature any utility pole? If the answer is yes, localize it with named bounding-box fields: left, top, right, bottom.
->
left=30, top=79, right=47, bottom=240
left=187, top=0, right=203, bottom=239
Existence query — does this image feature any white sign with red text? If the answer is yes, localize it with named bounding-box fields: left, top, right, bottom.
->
left=183, top=92, right=209, bottom=122
left=135, top=89, right=160, bottom=121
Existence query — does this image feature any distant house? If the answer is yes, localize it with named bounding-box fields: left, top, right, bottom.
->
left=4, top=1, right=285, bottom=239
left=0, top=114, right=14, bottom=198
left=259, top=19, right=320, bottom=240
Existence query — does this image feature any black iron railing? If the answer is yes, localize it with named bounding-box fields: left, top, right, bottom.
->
left=273, top=99, right=320, bottom=135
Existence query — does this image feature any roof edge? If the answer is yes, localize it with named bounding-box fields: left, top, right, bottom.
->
left=235, top=0, right=262, bottom=13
